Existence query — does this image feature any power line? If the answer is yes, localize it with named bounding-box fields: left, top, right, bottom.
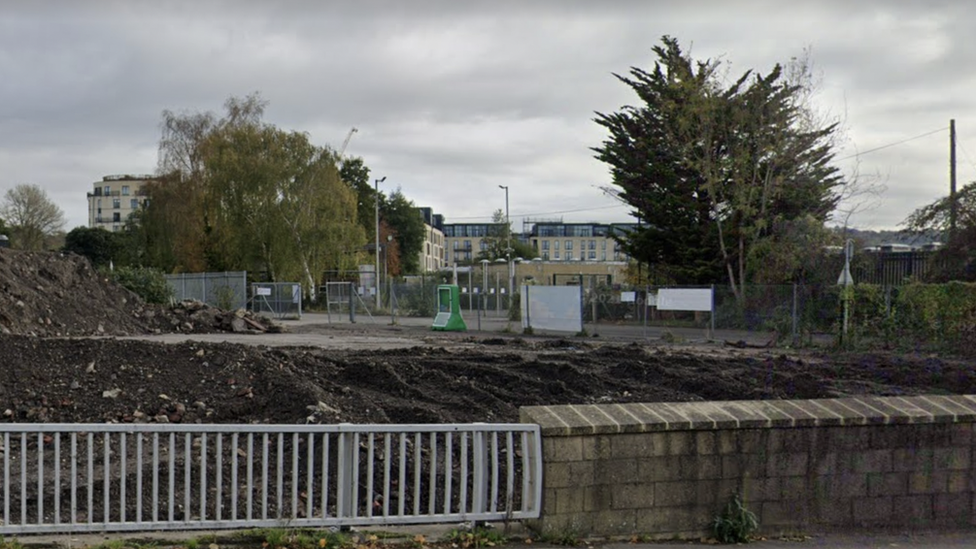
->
left=957, top=139, right=976, bottom=180
left=837, top=126, right=948, bottom=162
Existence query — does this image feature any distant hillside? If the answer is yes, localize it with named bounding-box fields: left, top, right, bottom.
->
left=828, top=227, right=943, bottom=249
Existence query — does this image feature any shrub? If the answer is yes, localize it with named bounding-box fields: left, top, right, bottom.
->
left=109, top=266, right=173, bottom=304
left=712, top=492, right=758, bottom=544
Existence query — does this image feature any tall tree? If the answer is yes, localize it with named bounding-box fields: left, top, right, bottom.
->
left=339, top=157, right=376, bottom=239
left=594, top=37, right=843, bottom=296
left=475, top=209, right=537, bottom=262
left=380, top=189, right=425, bottom=274
left=0, top=184, right=66, bottom=250
left=137, top=94, right=365, bottom=298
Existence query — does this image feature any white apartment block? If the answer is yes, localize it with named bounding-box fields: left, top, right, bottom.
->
left=86, top=175, right=155, bottom=232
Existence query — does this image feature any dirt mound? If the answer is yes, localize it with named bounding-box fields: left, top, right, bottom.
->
left=0, top=249, right=278, bottom=336
left=0, top=249, right=157, bottom=336
left=1, top=335, right=973, bottom=426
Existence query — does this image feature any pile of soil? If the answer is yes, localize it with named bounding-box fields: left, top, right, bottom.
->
left=1, top=335, right=973, bottom=426
left=0, top=249, right=275, bottom=336
left=0, top=249, right=154, bottom=336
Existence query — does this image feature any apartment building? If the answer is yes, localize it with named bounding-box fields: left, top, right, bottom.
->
left=418, top=207, right=447, bottom=272
left=528, top=222, right=636, bottom=262
left=86, top=175, right=155, bottom=232
left=441, top=222, right=509, bottom=265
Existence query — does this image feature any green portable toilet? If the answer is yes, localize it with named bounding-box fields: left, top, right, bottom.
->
left=431, top=284, right=467, bottom=331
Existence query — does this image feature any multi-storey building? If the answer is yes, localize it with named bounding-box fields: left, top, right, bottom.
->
left=527, top=222, right=636, bottom=262
left=417, top=207, right=447, bottom=272
left=440, top=222, right=510, bottom=265
left=439, top=220, right=636, bottom=265
left=86, top=175, right=155, bottom=232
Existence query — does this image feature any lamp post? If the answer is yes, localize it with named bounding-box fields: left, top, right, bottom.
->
left=837, top=239, right=854, bottom=345
left=480, top=259, right=489, bottom=318
left=498, top=185, right=513, bottom=304
left=375, top=176, right=386, bottom=309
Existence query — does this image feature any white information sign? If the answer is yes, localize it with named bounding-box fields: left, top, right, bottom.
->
left=656, top=288, right=712, bottom=312
left=620, top=291, right=636, bottom=303
left=255, top=287, right=272, bottom=296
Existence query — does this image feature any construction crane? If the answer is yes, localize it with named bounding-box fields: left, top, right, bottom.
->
left=339, top=127, right=358, bottom=158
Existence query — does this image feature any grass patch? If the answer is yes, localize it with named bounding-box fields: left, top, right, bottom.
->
left=444, top=527, right=506, bottom=549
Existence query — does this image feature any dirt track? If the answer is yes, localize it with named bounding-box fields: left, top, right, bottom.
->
left=1, top=248, right=975, bottom=427
left=3, top=322, right=975, bottom=426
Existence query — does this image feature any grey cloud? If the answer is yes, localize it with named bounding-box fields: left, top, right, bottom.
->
left=1, top=0, right=974, bottom=231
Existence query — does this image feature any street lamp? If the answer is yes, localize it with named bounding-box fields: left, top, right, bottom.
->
left=498, top=185, right=513, bottom=302
left=480, top=259, right=490, bottom=317
left=375, top=176, right=386, bottom=309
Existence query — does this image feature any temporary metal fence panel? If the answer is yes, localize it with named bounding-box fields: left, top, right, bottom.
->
left=251, top=283, right=302, bottom=320
left=0, top=423, right=542, bottom=535
left=165, top=272, right=247, bottom=310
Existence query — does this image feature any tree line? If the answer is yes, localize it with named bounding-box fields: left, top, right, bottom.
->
left=3, top=36, right=974, bottom=296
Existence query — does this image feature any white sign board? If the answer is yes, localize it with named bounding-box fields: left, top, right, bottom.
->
left=657, top=288, right=712, bottom=312
left=255, top=287, right=272, bottom=296
left=620, top=291, right=636, bottom=303
left=521, top=285, right=583, bottom=333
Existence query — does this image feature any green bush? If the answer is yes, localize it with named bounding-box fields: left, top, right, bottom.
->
left=109, top=266, right=173, bottom=304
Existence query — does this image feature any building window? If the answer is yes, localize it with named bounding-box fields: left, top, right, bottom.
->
left=112, top=199, right=120, bottom=209
left=589, top=240, right=596, bottom=250
left=542, top=240, right=549, bottom=251
left=565, top=240, right=573, bottom=251
left=479, top=240, right=487, bottom=251
left=554, top=240, right=560, bottom=250
left=130, top=198, right=138, bottom=209
left=97, top=198, right=102, bottom=207
left=112, top=212, right=121, bottom=223
left=601, top=252, right=607, bottom=261
left=453, top=241, right=459, bottom=250
left=566, top=251, right=573, bottom=261
left=122, top=185, right=130, bottom=196
left=103, top=185, right=110, bottom=195
left=602, top=240, right=607, bottom=250
left=554, top=251, right=560, bottom=260
left=542, top=252, right=549, bottom=260
left=589, top=251, right=596, bottom=260
left=464, top=240, right=471, bottom=250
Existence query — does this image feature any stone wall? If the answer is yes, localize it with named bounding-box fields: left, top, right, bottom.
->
left=520, top=395, right=976, bottom=538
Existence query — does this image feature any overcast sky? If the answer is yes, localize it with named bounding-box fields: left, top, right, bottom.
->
left=2, top=0, right=974, bottom=233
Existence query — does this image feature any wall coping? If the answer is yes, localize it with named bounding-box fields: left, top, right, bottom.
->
left=519, top=395, right=976, bottom=436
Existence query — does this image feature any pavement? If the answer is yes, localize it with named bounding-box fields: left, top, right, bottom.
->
left=12, top=527, right=976, bottom=549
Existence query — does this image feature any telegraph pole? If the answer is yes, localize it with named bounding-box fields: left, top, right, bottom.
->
left=950, top=119, right=957, bottom=242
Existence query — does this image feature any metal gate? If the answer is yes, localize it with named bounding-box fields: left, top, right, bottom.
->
left=251, top=282, right=302, bottom=320
left=0, top=423, right=542, bottom=534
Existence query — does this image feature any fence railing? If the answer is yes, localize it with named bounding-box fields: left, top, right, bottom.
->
left=0, top=423, right=542, bottom=535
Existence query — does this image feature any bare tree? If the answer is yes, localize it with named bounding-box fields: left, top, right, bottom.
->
left=0, top=184, right=66, bottom=250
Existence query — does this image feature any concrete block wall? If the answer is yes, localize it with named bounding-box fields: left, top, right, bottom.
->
left=520, top=395, right=976, bottom=538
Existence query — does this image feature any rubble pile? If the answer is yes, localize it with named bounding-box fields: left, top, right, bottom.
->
left=0, top=248, right=280, bottom=336
left=157, top=300, right=283, bottom=334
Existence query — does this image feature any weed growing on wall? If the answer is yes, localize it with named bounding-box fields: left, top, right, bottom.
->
left=711, top=492, right=759, bottom=544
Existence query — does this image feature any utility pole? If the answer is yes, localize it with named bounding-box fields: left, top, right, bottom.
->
left=375, top=176, right=386, bottom=309
left=950, top=119, right=957, bottom=242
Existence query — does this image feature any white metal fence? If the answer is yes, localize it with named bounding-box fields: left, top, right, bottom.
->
left=0, top=423, right=542, bottom=535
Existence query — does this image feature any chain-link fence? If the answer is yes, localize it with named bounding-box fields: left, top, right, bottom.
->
left=251, top=282, right=303, bottom=319
left=164, top=271, right=247, bottom=310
